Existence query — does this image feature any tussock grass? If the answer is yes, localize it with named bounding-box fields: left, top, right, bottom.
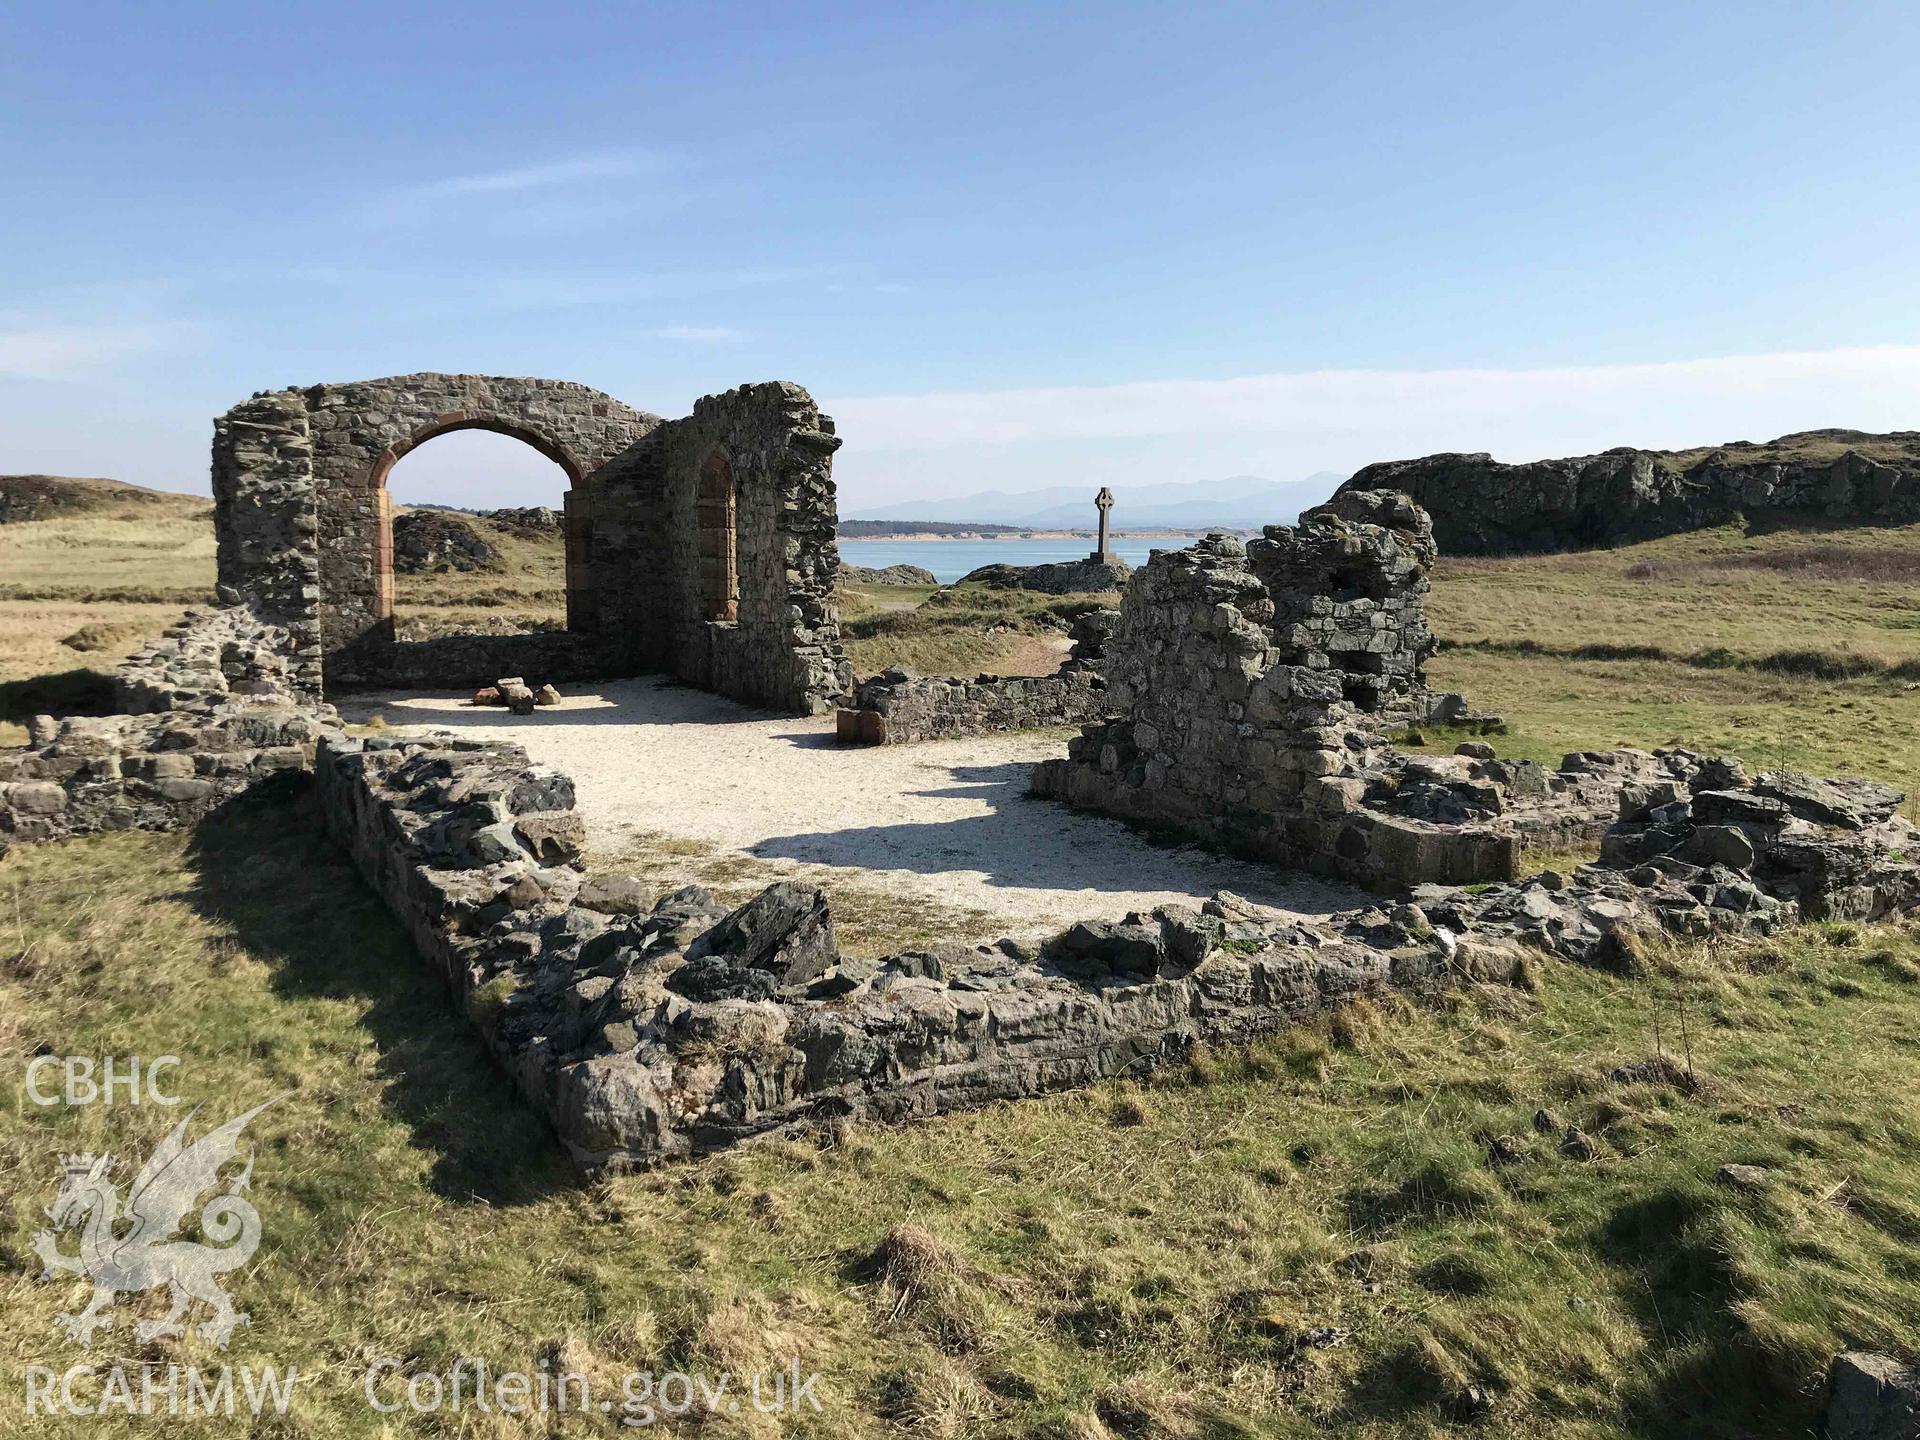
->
left=7, top=806, right=1920, bottom=1434
left=9, top=481, right=1920, bottom=1433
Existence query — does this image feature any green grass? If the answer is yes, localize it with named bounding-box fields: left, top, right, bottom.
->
left=5, top=807, right=1920, bottom=1436
left=11, top=501, right=1920, bottom=1433
left=838, top=582, right=1115, bottom=679
left=1410, top=521, right=1920, bottom=799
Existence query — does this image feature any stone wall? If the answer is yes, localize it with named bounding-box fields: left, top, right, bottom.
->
left=211, top=393, right=324, bottom=692
left=651, top=383, right=849, bottom=713
left=376, top=633, right=619, bottom=691
left=212, top=373, right=851, bottom=716
left=1250, top=489, right=1437, bottom=723
left=313, top=728, right=1475, bottom=1169
left=837, top=610, right=1116, bottom=745
left=1030, top=512, right=1639, bottom=886
left=0, top=605, right=337, bottom=853
left=838, top=668, right=1107, bottom=745
left=1341, top=429, right=1920, bottom=556
left=314, top=721, right=1920, bottom=1171
left=213, top=374, right=659, bottom=686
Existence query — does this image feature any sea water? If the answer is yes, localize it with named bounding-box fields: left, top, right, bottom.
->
left=836, top=537, right=1178, bottom=584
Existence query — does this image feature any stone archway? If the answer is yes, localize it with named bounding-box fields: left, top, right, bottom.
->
left=696, top=448, right=739, bottom=623
left=214, top=373, right=660, bottom=685
left=370, top=417, right=588, bottom=638
left=213, top=374, right=853, bottom=713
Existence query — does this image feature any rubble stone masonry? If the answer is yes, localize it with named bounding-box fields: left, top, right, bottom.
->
left=211, top=374, right=850, bottom=714
left=0, top=605, right=337, bottom=853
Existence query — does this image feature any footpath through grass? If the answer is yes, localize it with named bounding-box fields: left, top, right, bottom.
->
left=4, top=800, right=1920, bottom=1436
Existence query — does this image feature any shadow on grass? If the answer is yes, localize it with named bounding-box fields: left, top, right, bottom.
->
left=184, top=782, right=574, bottom=1207
left=1600, top=1187, right=1809, bottom=1440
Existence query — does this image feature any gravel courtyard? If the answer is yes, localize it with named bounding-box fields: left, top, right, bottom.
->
left=338, top=676, right=1358, bottom=941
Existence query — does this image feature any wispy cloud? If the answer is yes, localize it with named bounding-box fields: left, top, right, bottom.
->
left=649, top=324, right=741, bottom=342
left=282, top=263, right=804, bottom=317
left=0, top=320, right=202, bottom=381
left=827, top=345, right=1920, bottom=507
left=835, top=346, right=1920, bottom=456
left=407, top=152, right=646, bottom=200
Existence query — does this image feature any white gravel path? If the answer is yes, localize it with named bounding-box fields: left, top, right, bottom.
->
left=338, top=677, right=1360, bottom=939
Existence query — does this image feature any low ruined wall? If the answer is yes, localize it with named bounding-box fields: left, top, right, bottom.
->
left=838, top=610, right=1118, bottom=746
left=1028, top=527, right=1662, bottom=886
left=313, top=729, right=1510, bottom=1169
left=311, top=709, right=1920, bottom=1172
left=0, top=605, right=338, bottom=853
left=1250, top=489, right=1437, bottom=723
left=1029, top=530, right=1510, bottom=885
left=343, top=631, right=619, bottom=692
left=838, top=668, right=1106, bottom=745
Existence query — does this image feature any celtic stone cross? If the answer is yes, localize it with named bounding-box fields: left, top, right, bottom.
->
left=1093, top=487, right=1115, bottom=561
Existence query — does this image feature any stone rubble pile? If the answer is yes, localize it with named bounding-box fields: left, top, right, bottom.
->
left=469, top=676, right=564, bottom=715
left=1, top=604, right=338, bottom=853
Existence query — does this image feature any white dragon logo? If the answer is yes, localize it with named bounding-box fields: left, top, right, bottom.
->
left=31, top=1098, right=279, bottom=1349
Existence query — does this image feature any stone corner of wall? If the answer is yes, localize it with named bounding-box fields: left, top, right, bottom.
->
left=0, top=603, right=340, bottom=852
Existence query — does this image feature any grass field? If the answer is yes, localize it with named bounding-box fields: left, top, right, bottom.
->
left=6, top=502, right=1920, bottom=1434
left=4, top=811, right=1920, bottom=1436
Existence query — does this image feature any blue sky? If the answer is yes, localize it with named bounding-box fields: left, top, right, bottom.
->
left=4, top=1, right=1919, bottom=512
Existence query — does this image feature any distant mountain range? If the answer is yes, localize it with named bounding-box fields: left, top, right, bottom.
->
left=842, top=472, right=1347, bottom=531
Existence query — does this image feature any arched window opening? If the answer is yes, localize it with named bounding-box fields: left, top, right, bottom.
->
left=698, top=450, right=739, bottom=623
left=380, top=427, right=576, bottom=643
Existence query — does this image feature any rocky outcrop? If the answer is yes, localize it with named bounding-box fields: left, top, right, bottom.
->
left=1341, top=430, right=1920, bottom=555
left=391, top=510, right=501, bottom=573
left=958, top=557, right=1132, bottom=594
left=839, top=563, right=938, bottom=586
left=1825, top=1353, right=1920, bottom=1440
left=485, top=505, right=561, bottom=534
left=0, top=604, right=339, bottom=853
left=0, top=474, right=194, bottom=524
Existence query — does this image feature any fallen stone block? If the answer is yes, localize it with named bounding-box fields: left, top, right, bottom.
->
left=1826, top=1352, right=1920, bottom=1440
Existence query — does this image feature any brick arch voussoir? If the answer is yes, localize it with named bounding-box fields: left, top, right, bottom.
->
left=367, top=410, right=588, bottom=491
